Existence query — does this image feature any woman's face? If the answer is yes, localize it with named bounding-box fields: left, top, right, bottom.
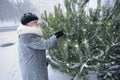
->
left=26, top=20, right=39, bottom=27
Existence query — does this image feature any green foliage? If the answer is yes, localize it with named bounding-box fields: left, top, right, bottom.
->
left=40, top=0, right=120, bottom=79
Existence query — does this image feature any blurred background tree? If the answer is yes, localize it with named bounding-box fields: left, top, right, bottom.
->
left=40, top=0, right=120, bottom=79
left=0, top=0, right=36, bottom=23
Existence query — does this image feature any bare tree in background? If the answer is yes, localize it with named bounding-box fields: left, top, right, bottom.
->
left=0, top=0, right=36, bottom=22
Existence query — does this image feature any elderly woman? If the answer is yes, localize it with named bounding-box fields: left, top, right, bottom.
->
left=17, top=12, right=63, bottom=80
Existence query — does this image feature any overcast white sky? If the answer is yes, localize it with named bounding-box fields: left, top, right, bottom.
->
left=88, top=0, right=97, bottom=9
left=9, top=0, right=97, bottom=9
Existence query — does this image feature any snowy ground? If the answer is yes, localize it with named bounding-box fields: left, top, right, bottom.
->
left=0, top=31, right=21, bottom=80
left=0, top=30, right=72, bottom=80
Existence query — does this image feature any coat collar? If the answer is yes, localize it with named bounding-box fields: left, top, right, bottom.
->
left=17, top=24, right=43, bottom=37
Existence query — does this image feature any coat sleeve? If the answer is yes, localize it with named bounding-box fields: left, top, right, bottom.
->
left=21, top=34, right=58, bottom=50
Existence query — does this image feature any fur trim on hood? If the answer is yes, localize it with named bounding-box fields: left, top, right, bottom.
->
left=17, top=24, right=43, bottom=37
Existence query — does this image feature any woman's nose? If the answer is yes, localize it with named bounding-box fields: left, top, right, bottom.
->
left=38, top=19, right=41, bottom=25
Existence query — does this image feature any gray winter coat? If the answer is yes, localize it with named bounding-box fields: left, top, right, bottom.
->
left=17, top=25, right=57, bottom=80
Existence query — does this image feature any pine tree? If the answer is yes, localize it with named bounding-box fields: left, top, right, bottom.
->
left=40, top=0, right=120, bottom=79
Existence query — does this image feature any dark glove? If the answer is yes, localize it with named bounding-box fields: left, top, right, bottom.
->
left=55, top=30, right=64, bottom=38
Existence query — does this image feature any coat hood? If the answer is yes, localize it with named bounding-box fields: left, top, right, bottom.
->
left=17, top=24, right=43, bottom=37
